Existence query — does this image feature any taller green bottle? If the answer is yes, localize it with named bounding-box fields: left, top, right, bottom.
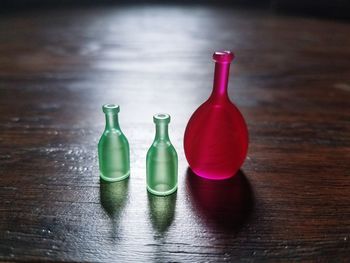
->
left=98, top=104, right=130, bottom=182
left=146, top=113, right=178, bottom=196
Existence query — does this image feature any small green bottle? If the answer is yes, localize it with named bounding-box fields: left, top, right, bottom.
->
left=146, top=113, right=178, bottom=196
left=98, top=104, right=130, bottom=182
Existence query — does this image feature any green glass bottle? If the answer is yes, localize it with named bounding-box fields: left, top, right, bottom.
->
left=98, top=104, right=130, bottom=182
left=146, top=113, right=178, bottom=196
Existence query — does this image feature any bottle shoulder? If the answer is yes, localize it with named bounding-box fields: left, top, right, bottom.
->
left=101, top=129, right=127, bottom=137
left=153, top=139, right=176, bottom=148
left=147, top=140, right=177, bottom=156
left=98, top=129, right=129, bottom=144
left=192, top=97, right=245, bottom=119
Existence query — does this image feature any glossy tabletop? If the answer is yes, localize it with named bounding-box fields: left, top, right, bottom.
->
left=0, top=4, right=349, bottom=261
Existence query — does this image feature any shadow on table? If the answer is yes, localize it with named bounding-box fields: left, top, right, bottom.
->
left=100, top=178, right=129, bottom=239
left=148, top=191, right=177, bottom=235
left=186, top=168, right=254, bottom=233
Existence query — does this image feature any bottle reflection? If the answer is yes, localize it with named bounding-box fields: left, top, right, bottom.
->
left=100, top=178, right=129, bottom=239
left=148, top=191, right=177, bottom=235
left=186, top=168, right=254, bottom=233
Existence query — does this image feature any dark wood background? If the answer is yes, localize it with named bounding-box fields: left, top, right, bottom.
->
left=3, top=0, right=350, bottom=20
left=0, top=4, right=349, bottom=262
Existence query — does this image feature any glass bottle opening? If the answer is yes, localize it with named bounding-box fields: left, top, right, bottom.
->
left=213, top=51, right=234, bottom=63
left=153, top=113, right=170, bottom=124
left=103, top=104, right=120, bottom=114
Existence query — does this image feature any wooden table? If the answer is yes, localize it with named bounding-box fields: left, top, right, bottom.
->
left=0, top=5, right=349, bottom=262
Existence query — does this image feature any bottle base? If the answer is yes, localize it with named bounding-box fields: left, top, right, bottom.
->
left=191, top=168, right=239, bottom=180
left=100, top=171, right=130, bottom=182
left=147, top=184, right=177, bottom=196
left=197, top=174, right=235, bottom=180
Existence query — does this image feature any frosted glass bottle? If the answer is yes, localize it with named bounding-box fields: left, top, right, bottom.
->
left=146, top=114, right=178, bottom=196
left=184, top=51, right=249, bottom=180
left=98, top=104, right=130, bottom=182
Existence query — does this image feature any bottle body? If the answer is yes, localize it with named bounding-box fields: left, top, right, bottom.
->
left=184, top=98, right=248, bottom=180
left=147, top=114, right=178, bottom=196
left=184, top=51, right=249, bottom=180
left=98, top=104, right=130, bottom=182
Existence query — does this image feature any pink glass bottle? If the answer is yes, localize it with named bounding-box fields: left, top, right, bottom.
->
left=184, top=51, right=248, bottom=180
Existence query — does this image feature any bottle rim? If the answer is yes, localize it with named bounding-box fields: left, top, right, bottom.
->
left=153, top=113, right=170, bottom=124
left=213, top=51, right=234, bottom=63
left=103, top=104, right=120, bottom=114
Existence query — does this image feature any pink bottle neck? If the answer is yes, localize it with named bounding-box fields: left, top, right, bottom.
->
left=210, top=61, right=231, bottom=102
left=209, top=51, right=234, bottom=103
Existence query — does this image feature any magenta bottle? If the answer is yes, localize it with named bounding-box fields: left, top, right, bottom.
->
left=184, top=51, right=249, bottom=180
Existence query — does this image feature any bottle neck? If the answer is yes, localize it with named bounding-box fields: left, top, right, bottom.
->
left=105, top=113, right=120, bottom=130
left=155, top=123, right=169, bottom=141
left=210, top=61, right=231, bottom=102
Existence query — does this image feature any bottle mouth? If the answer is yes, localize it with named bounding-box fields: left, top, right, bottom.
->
left=102, top=104, right=120, bottom=114
left=153, top=113, right=170, bottom=124
left=213, top=51, right=234, bottom=63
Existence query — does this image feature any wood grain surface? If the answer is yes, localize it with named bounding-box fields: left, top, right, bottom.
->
left=0, top=5, right=349, bottom=262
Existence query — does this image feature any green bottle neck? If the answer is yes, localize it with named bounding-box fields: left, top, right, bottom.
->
left=155, top=123, right=169, bottom=141
left=105, top=113, right=120, bottom=130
